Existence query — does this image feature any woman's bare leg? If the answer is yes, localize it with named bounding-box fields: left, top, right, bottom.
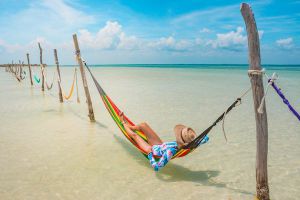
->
left=123, top=124, right=152, bottom=154
left=124, top=122, right=163, bottom=145
left=137, top=122, right=163, bottom=146
left=120, top=113, right=163, bottom=146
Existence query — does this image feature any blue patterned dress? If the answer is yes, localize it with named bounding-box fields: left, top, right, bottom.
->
left=147, top=135, right=209, bottom=171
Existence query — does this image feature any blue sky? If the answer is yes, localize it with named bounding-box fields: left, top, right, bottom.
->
left=0, top=0, right=299, bottom=64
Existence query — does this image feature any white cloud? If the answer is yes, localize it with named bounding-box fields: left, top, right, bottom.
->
left=78, top=21, right=140, bottom=50
left=0, top=39, right=22, bottom=53
left=0, top=0, right=95, bottom=44
left=200, top=28, right=212, bottom=33
left=276, top=37, right=293, bottom=49
left=95, top=21, right=122, bottom=49
left=28, top=37, right=53, bottom=49
left=79, top=22, right=193, bottom=52
left=148, top=36, right=193, bottom=51
left=118, top=33, right=140, bottom=50
left=208, top=27, right=247, bottom=50
left=195, top=38, right=203, bottom=45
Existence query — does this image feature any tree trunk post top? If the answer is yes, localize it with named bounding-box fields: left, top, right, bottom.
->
left=241, top=3, right=270, bottom=200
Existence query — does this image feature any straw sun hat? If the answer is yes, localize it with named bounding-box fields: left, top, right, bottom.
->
left=174, top=124, right=196, bottom=147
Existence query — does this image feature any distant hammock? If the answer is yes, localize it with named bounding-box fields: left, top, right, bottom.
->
left=34, top=74, right=40, bottom=83
left=59, top=68, right=80, bottom=102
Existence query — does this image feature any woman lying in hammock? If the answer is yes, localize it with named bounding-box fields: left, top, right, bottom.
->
left=120, top=113, right=209, bottom=171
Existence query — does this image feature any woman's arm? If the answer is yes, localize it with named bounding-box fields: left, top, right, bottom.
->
left=147, top=148, right=175, bottom=171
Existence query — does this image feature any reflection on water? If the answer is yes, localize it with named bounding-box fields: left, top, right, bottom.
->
left=0, top=66, right=299, bottom=200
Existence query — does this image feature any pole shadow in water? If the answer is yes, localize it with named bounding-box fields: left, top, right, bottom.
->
left=113, top=134, right=253, bottom=196
left=68, top=107, right=108, bottom=129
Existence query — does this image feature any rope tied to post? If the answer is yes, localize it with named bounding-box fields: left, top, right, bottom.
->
left=248, top=68, right=265, bottom=76
left=257, top=72, right=278, bottom=114
left=247, top=68, right=272, bottom=114
left=248, top=68, right=299, bottom=120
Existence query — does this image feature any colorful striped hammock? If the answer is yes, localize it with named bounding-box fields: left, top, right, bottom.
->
left=84, top=62, right=242, bottom=160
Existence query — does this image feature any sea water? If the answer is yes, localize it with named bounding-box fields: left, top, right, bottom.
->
left=0, top=65, right=299, bottom=199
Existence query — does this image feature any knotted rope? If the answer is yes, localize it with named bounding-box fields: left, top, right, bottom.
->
left=248, top=68, right=299, bottom=121
left=248, top=68, right=270, bottom=114
left=257, top=72, right=278, bottom=114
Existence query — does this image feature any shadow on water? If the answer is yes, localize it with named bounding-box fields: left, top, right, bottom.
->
left=68, top=107, right=108, bottom=129
left=113, top=134, right=253, bottom=196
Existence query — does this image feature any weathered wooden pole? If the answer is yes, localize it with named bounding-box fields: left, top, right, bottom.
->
left=13, top=61, right=17, bottom=75
left=54, top=49, right=63, bottom=103
left=15, top=62, right=19, bottom=76
left=27, top=53, right=33, bottom=86
left=38, top=43, right=45, bottom=91
left=22, top=61, right=25, bottom=79
left=72, top=34, right=95, bottom=122
left=19, top=60, right=22, bottom=80
left=241, top=3, right=270, bottom=200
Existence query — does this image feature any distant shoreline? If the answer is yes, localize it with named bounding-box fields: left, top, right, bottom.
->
left=1, top=64, right=300, bottom=71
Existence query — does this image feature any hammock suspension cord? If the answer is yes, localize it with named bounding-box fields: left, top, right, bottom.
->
left=221, top=86, right=252, bottom=142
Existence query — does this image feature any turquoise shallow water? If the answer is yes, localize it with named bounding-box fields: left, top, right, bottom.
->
left=63, top=64, right=300, bottom=71
left=0, top=65, right=299, bottom=199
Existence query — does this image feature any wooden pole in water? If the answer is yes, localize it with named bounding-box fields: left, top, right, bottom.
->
left=241, top=3, right=270, bottom=200
left=38, top=43, right=45, bottom=91
left=19, top=60, right=22, bottom=80
left=12, top=61, right=16, bottom=75
left=27, top=53, right=33, bottom=86
left=72, top=34, right=95, bottom=122
left=22, top=61, right=25, bottom=80
left=54, top=49, right=63, bottom=103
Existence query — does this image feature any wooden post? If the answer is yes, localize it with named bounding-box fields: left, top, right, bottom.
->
left=241, top=3, right=270, bottom=200
left=54, top=49, right=63, bottom=103
left=18, top=60, right=22, bottom=80
left=13, top=61, right=16, bottom=75
left=19, top=60, right=22, bottom=80
left=27, top=53, right=33, bottom=86
left=38, top=43, right=45, bottom=91
left=72, top=34, right=95, bottom=122
left=22, top=61, right=25, bottom=79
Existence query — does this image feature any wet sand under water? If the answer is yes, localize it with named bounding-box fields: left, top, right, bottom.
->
left=0, top=66, right=299, bottom=199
